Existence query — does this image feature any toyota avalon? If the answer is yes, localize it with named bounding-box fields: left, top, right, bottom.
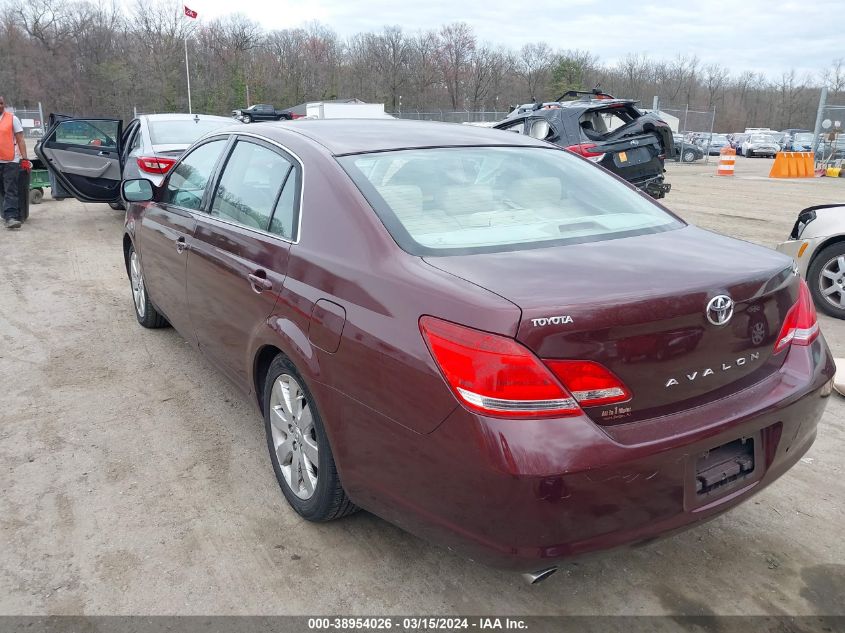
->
left=37, top=119, right=834, bottom=583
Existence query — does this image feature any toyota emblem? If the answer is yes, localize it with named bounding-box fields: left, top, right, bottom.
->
left=706, top=295, right=734, bottom=326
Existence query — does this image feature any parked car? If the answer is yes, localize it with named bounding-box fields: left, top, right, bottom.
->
left=672, top=134, right=704, bottom=162
left=495, top=94, right=673, bottom=198
left=35, top=113, right=239, bottom=209
left=776, top=204, right=845, bottom=318
left=787, top=132, right=816, bottom=152
left=781, top=129, right=811, bottom=151
left=816, top=134, right=845, bottom=162
left=697, top=134, right=730, bottom=155
left=234, top=104, right=299, bottom=123
left=39, top=118, right=834, bottom=583
left=729, top=133, right=749, bottom=155
left=742, top=134, right=780, bottom=158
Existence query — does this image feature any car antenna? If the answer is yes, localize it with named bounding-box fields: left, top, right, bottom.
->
left=193, top=114, right=200, bottom=123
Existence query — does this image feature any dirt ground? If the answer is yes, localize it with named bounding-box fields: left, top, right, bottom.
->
left=0, top=155, right=843, bottom=616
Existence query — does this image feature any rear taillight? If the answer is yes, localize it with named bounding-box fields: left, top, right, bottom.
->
left=420, top=316, right=580, bottom=418
left=137, top=156, right=176, bottom=175
left=565, top=143, right=606, bottom=162
left=420, top=317, right=633, bottom=418
left=544, top=360, right=631, bottom=408
left=774, top=279, right=819, bottom=353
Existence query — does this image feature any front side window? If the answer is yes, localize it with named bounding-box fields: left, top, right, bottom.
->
left=339, top=146, right=683, bottom=255
left=54, top=120, right=119, bottom=148
left=210, top=140, right=294, bottom=231
left=165, top=139, right=228, bottom=210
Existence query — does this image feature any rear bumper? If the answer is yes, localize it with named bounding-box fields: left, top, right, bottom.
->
left=331, top=339, right=834, bottom=572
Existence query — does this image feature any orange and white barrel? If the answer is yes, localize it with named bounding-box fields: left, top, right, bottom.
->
left=717, top=147, right=736, bottom=176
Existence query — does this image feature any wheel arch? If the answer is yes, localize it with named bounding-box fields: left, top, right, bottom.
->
left=253, top=344, right=283, bottom=414
left=122, top=233, right=134, bottom=278
left=807, top=235, right=845, bottom=275
left=251, top=320, right=322, bottom=415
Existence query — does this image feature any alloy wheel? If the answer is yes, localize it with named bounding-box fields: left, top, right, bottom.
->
left=269, top=373, right=319, bottom=499
left=819, top=256, right=845, bottom=309
left=130, top=251, right=146, bottom=318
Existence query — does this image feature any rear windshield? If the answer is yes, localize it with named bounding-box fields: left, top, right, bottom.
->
left=338, top=146, right=682, bottom=255
left=149, top=119, right=232, bottom=145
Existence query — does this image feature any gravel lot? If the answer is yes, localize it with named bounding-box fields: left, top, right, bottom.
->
left=1, top=155, right=843, bottom=616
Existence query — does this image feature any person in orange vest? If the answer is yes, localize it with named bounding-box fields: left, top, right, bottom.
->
left=0, top=96, right=30, bottom=230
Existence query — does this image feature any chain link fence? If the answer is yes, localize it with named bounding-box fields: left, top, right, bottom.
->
left=813, top=89, right=845, bottom=172
left=7, top=103, right=46, bottom=141
left=659, top=104, right=717, bottom=165
left=391, top=110, right=509, bottom=124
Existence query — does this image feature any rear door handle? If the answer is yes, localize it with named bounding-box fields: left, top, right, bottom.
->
left=175, top=236, right=188, bottom=254
left=248, top=271, right=273, bottom=293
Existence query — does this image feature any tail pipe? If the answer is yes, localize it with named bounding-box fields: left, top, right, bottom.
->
left=522, top=566, right=558, bottom=585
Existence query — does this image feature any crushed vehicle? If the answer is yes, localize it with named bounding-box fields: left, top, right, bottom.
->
left=495, top=90, right=674, bottom=198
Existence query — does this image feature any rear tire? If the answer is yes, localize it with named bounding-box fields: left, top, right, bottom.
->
left=29, top=188, right=43, bottom=205
left=808, top=242, right=845, bottom=319
left=263, top=354, right=357, bottom=522
left=127, top=244, right=169, bottom=328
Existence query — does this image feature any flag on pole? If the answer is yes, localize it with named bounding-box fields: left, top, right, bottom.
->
left=184, top=5, right=198, bottom=18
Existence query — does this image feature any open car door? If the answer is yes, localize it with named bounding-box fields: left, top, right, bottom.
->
left=36, top=117, right=123, bottom=203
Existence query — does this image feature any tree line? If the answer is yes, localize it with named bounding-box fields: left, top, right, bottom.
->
left=1, top=0, right=843, bottom=132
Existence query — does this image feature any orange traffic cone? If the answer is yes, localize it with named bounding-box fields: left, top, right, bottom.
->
left=717, top=147, right=736, bottom=176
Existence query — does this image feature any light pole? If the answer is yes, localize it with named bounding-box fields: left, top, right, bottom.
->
left=183, top=34, right=192, bottom=114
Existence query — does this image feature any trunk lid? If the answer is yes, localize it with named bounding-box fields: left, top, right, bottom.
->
left=423, top=226, right=798, bottom=424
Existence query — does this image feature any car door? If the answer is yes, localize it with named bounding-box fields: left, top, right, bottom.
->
left=186, top=136, right=300, bottom=390
left=35, top=117, right=123, bottom=202
left=137, top=136, right=231, bottom=338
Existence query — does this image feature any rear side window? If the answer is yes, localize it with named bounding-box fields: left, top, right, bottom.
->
left=210, top=140, right=295, bottom=233
left=579, top=106, right=638, bottom=141
left=338, top=146, right=682, bottom=255
left=165, top=139, right=227, bottom=210
left=269, top=168, right=300, bottom=240
left=148, top=119, right=233, bottom=145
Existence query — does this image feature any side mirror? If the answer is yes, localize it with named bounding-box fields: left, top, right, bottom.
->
left=122, top=178, right=154, bottom=202
left=528, top=119, right=551, bottom=140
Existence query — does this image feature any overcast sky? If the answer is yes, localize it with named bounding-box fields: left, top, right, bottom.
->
left=179, top=0, right=842, bottom=79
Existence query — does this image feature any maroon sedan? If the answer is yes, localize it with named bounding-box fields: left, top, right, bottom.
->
left=39, top=118, right=834, bottom=583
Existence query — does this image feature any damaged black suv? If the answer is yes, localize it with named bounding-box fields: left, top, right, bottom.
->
left=495, top=91, right=674, bottom=198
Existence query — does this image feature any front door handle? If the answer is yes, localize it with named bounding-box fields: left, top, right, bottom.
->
left=175, top=236, right=188, bottom=254
left=248, top=271, right=273, bottom=293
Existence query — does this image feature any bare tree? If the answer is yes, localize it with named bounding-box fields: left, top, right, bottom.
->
left=437, top=22, right=475, bottom=110
left=516, top=42, right=553, bottom=101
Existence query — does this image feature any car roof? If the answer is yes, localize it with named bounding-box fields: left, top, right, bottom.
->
left=236, top=119, right=550, bottom=155
left=140, top=113, right=234, bottom=123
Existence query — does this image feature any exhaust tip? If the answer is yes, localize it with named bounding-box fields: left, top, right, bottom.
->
left=522, top=566, right=558, bottom=585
